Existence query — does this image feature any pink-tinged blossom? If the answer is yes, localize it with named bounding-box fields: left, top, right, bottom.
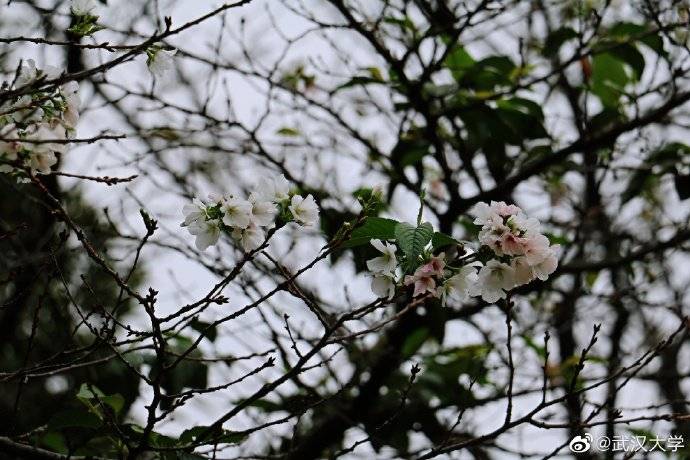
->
left=470, top=202, right=499, bottom=226
left=478, top=222, right=510, bottom=255
left=404, top=257, right=445, bottom=298
left=499, top=232, right=526, bottom=256
left=405, top=273, right=437, bottom=297
left=471, top=201, right=520, bottom=226
left=417, top=253, right=446, bottom=277
left=491, top=201, right=521, bottom=217
left=523, top=233, right=552, bottom=265
left=509, top=213, right=540, bottom=235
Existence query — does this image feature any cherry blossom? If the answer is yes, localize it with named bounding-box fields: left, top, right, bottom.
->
left=371, top=274, right=396, bottom=300
left=416, top=253, right=445, bottom=277
left=25, top=123, right=66, bottom=174
left=248, top=192, right=277, bottom=227
left=71, top=0, right=98, bottom=16
left=510, top=256, right=534, bottom=286
left=147, top=47, right=177, bottom=79
left=188, top=219, right=221, bottom=251
left=440, top=265, right=478, bottom=303
left=221, top=197, right=252, bottom=229
left=471, top=200, right=519, bottom=226
left=532, top=247, right=559, bottom=280
left=522, top=233, right=552, bottom=265
left=289, top=194, right=319, bottom=226
left=256, top=174, right=290, bottom=203
left=366, top=239, right=397, bottom=275
left=61, top=81, right=80, bottom=130
left=472, top=259, right=516, bottom=303
left=232, top=223, right=265, bottom=252
left=404, top=271, right=437, bottom=297
left=181, top=198, right=208, bottom=227
left=181, top=175, right=317, bottom=252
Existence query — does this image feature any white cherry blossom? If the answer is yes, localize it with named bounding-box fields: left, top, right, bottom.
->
left=61, top=81, right=80, bottom=129
left=532, top=246, right=559, bottom=280
left=0, top=124, right=21, bottom=172
left=510, top=256, right=534, bottom=286
left=256, top=174, right=291, bottom=203
left=289, top=194, right=319, bottom=226
left=248, top=192, right=277, bottom=227
left=221, top=197, right=252, bottom=229
left=365, top=239, right=397, bottom=275
left=188, top=219, right=220, bottom=251
left=71, top=0, right=98, bottom=16
left=24, top=123, right=66, bottom=174
left=181, top=198, right=207, bottom=226
left=28, top=150, right=58, bottom=174
left=441, top=264, right=478, bottom=303
left=232, top=223, right=265, bottom=252
left=147, top=48, right=177, bottom=79
left=471, top=259, right=516, bottom=303
left=371, top=274, right=396, bottom=299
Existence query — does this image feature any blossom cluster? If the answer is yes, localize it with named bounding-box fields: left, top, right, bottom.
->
left=181, top=174, right=319, bottom=252
left=366, top=201, right=560, bottom=304
left=0, top=60, right=80, bottom=176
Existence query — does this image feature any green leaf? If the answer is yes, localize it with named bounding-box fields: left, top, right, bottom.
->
left=276, top=127, right=300, bottom=136
left=431, top=232, right=459, bottom=250
left=365, top=66, right=385, bottom=82
left=344, top=217, right=399, bottom=248
left=608, top=43, right=645, bottom=80
left=67, top=16, right=105, bottom=37
left=522, top=335, right=547, bottom=359
left=394, top=222, right=433, bottom=264
left=190, top=318, right=217, bottom=342
left=622, top=143, right=690, bottom=204
left=585, top=271, right=599, bottom=288
left=444, top=45, right=475, bottom=80
left=401, top=327, right=430, bottom=358
left=543, top=232, right=570, bottom=245
left=543, top=27, right=578, bottom=57
left=390, top=129, right=431, bottom=167
left=39, top=432, right=68, bottom=454
left=49, top=409, right=102, bottom=430
left=179, top=426, right=248, bottom=445
left=608, top=22, right=665, bottom=55
left=496, top=97, right=548, bottom=140
left=336, top=75, right=387, bottom=91
left=76, top=383, right=125, bottom=416
left=591, top=52, right=629, bottom=107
